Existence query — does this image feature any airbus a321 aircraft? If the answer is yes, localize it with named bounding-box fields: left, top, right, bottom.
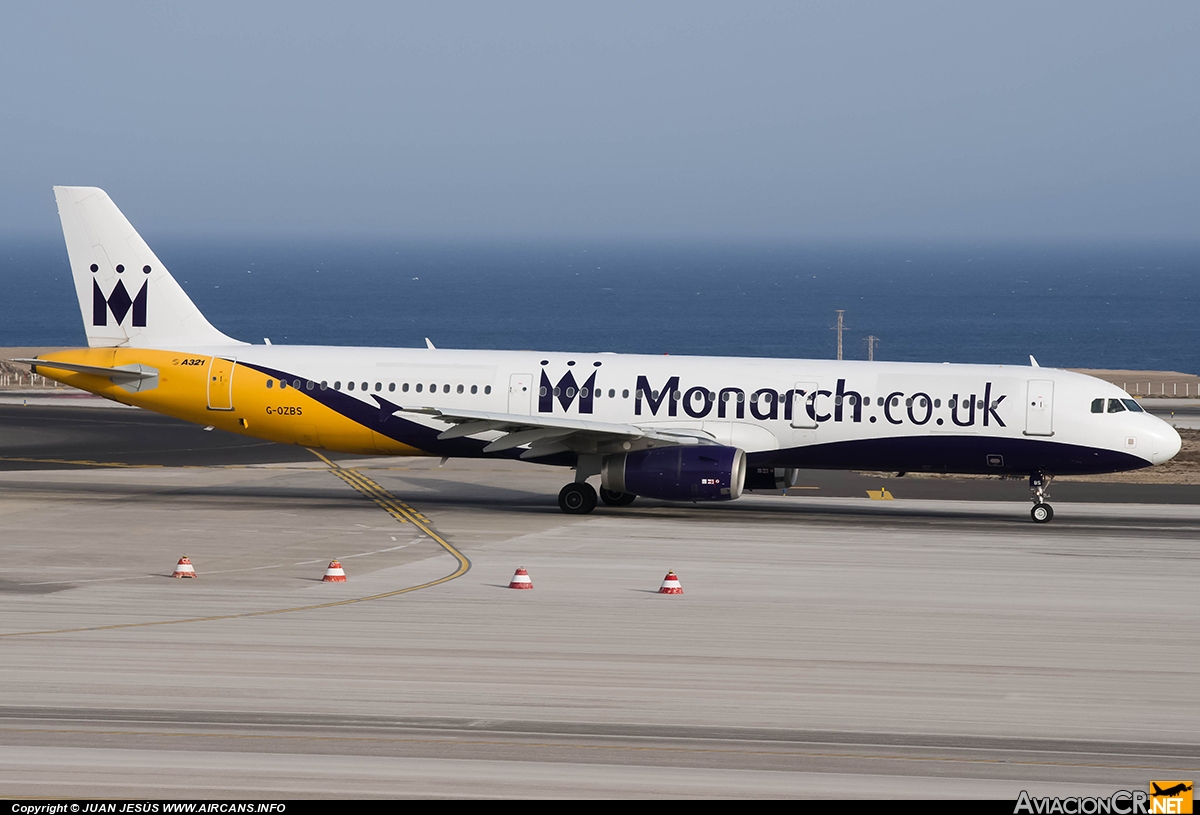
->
left=16, top=187, right=1182, bottom=523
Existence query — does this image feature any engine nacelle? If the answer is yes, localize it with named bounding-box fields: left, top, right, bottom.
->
left=601, top=446, right=746, bottom=502
left=743, top=466, right=801, bottom=492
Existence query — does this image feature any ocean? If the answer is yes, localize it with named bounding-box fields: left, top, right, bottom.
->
left=2, top=238, right=1198, bottom=373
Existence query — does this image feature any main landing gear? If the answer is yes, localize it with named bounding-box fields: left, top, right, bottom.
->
left=599, top=488, right=636, bottom=507
left=1030, top=472, right=1054, bottom=523
left=558, top=482, right=597, bottom=514
left=557, top=484, right=637, bottom=514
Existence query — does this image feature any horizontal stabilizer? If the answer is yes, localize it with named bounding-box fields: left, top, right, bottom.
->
left=10, top=358, right=155, bottom=383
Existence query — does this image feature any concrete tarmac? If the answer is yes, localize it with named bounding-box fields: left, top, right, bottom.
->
left=0, top=406, right=1197, bottom=798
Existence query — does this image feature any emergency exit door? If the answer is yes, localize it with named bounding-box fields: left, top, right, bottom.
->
left=508, top=373, right=533, bottom=414
left=207, top=357, right=236, bottom=410
left=1024, top=379, right=1054, bottom=436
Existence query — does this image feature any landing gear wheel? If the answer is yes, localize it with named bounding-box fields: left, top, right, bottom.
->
left=558, top=482, right=598, bottom=514
left=1031, top=503, right=1054, bottom=524
left=599, top=488, right=636, bottom=507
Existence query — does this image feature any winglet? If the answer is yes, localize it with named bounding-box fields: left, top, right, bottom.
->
left=1029, top=355, right=1040, bottom=368
left=425, top=338, right=436, bottom=350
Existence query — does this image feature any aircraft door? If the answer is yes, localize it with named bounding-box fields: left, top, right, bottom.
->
left=207, top=357, right=236, bottom=411
left=790, top=381, right=820, bottom=429
left=508, top=373, right=533, bottom=414
left=1024, top=379, right=1054, bottom=436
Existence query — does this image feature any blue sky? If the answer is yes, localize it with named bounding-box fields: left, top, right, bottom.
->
left=2, top=2, right=1198, bottom=240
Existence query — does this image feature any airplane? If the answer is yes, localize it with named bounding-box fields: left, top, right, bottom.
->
left=13, top=186, right=1183, bottom=522
left=1152, top=783, right=1193, bottom=798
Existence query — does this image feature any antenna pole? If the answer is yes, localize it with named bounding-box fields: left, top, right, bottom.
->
left=864, top=335, right=880, bottom=361
left=835, top=309, right=845, bottom=361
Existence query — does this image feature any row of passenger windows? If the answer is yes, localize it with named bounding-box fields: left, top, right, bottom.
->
left=1091, top=398, right=1144, bottom=414
left=266, top=379, right=492, bottom=395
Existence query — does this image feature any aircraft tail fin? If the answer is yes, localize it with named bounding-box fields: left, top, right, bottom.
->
left=53, top=186, right=245, bottom=349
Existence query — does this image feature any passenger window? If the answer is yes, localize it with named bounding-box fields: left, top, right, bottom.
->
left=1107, top=399, right=1126, bottom=413
left=375, top=382, right=381, bottom=392
left=471, top=385, right=478, bottom=394
left=622, top=389, right=629, bottom=398
left=416, top=383, right=423, bottom=393
left=443, top=384, right=450, bottom=393
left=334, top=381, right=341, bottom=390
left=388, top=383, right=395, bottom=392
left=361, top=382, right=367, bottom=391
left=402, top=383, right=409, bottom=392
left=266, top=380, right=274, bottom=389
left=457, top=384, right=464, bottom=394
left=347, top=381, right=354, bottom=391
left=1122, top=399, right=1144, bottom=412
left=320, top=381, right=328, bottom=390
left=484, top=385, right=491, bottom=394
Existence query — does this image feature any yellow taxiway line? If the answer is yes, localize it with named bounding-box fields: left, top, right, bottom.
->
left=0, top=451, right=470, bottom=638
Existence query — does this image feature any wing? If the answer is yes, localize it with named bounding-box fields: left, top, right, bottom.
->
left=372, top=396, right=718, bottom=459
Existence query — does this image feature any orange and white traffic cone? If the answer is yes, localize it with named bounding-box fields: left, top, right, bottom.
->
left=658, top=570, right=682, bottom=594
left=508, top=567, right=533, bottom=589
left=172, top=556, right=197, bottom=578
left=322, top=560, right=347, bottom=582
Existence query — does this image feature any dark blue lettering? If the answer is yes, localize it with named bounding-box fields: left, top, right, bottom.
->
left=682, top=386, right=714, bottom=418
left=951, top=393, right=976, bottom=427
left=907, top=392, right=933, bottom=425
left=749, top=388, right=779, bottom=421
left=983, top=382, right=1006, bottom=427
left=636, top=375, right=680, bottom=416
left=883, top=391, right=904, bottom=424
left=717, top=387, right=744, bottom=419
left=834, top=379, right=863, bottom=422
left=808, top=390, right=832, bottom=423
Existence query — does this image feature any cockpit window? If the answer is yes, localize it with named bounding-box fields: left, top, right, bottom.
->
left=1121, top=399, right=1144, bottom=413
left=1107, top=398, right=1126, bottom=413
left=1091, top=398, right=1104, bottom=414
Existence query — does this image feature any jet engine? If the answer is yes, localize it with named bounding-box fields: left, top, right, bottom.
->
left=601, top=446, right=746, bottom=502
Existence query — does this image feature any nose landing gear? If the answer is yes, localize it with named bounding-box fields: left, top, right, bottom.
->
left=1030, top=472, right=1054, bottom=523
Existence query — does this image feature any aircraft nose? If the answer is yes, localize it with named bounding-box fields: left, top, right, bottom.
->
left=1150, top=419, right=1182, bottom=465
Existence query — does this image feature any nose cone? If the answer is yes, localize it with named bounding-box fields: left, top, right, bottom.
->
left=1149, top=419, right=1182, bottom=465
